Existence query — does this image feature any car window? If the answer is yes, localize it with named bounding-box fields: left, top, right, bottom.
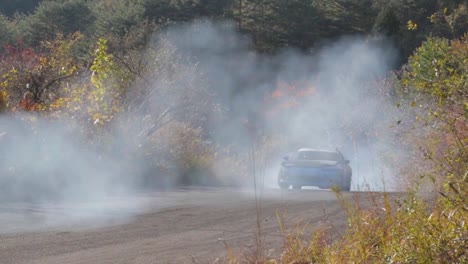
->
left=295, top=151, right=341, bottom=161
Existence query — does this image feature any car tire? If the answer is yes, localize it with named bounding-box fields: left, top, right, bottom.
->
left=292, top=185, right=302, bottom=190
left=279, top=182, right=289, bottom=190
left=341, top=181, right=351, bottom=192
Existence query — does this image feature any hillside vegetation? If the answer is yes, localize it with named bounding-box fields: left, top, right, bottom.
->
left=0, top=0, right=467, bottom=263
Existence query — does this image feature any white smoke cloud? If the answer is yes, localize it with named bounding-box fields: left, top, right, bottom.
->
left=0, top=114, right=150, bottom=233
left=0, top=20, right=405, bottom=232
left=157, top=21, right=402, bottom=191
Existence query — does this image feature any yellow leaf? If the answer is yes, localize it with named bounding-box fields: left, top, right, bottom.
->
left=407, top=20, right=418, bottom=31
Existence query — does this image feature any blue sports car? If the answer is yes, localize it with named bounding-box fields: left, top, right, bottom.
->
left=278, top=148, right=352, bottom=191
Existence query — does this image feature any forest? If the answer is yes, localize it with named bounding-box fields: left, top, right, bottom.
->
left=0, top=0, right=467, bottom=262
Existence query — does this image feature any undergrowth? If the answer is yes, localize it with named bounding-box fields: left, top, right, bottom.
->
left=275, top=180, right=467, bottom=263
left=224, top=174, right=467, bottom=264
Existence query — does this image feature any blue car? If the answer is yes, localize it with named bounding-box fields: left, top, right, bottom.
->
left=278, top=148, right=352, bottom=191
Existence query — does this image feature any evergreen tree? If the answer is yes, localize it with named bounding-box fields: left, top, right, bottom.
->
left=17, top=0, right=95, bottom=46
left=0, top=0, right=41, bottom=17
left=0, top=14, right=13, bottom=46
left=373, top=6, right=400, bottom=36
left=92, top=0, right=145, bottom=38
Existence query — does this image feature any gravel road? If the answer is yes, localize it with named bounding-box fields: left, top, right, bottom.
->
left=0, top=188, right=361, bottom=264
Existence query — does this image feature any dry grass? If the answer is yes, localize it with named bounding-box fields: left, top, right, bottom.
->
left=225, top=176, right=467, bottom=264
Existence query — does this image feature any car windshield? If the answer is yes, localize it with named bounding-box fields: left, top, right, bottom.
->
left=295, top=151, right=341, bottom=161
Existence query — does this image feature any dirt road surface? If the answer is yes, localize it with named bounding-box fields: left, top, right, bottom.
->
left=0, top=188, right=365, bottom=264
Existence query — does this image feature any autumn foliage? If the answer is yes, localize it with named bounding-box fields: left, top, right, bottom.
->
left=265, top=80, right=316, bottom=118
left=0, top=2, right=466, bottom=262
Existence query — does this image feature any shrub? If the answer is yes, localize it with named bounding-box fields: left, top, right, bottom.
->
left=272, top=187, right=467, bottom=263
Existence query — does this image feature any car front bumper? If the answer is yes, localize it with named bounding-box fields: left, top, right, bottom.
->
left=279, top=167, right=343, bottom=188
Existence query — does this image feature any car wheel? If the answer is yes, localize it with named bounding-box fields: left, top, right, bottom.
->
left=341, top=181, right=351, bottom=191
left=279, top=183, right=289, bottom=190
left=292, top=185, right=302, bottom=190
